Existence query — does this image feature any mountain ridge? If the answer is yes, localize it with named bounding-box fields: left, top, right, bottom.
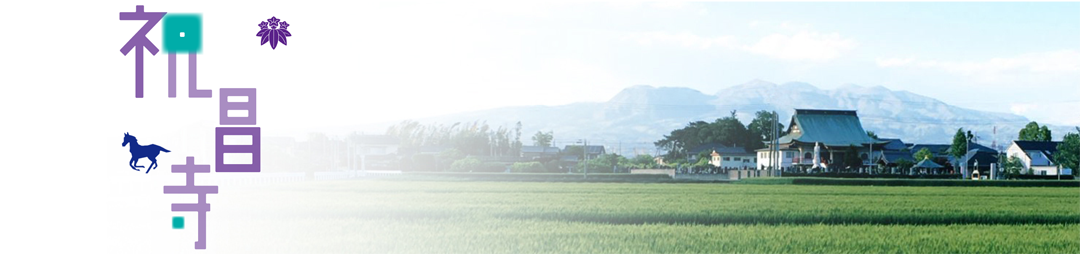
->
left=394, top=80, right=1071, bottom=155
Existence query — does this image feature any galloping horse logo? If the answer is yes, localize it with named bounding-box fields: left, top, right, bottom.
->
left=123, top=132, right=171, bottom=173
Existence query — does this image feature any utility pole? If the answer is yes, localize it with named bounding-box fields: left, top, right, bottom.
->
left=772, top=111, right=779, bottom=173
left=869, top=133, right=874, bottom=175
left=775, top=111, right=782, bottom=177
left=964, top=133, right=969, bottom=179
left=771, top=111, right=776, bottom=172
left=578, top=139, right=588, bottom=179
left=767, top=111, right=774, bottom=171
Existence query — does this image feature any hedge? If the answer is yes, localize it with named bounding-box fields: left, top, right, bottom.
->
left=781, top=172, right=962, bottom=179
left=386, top=172, right=683, bottom=183
left=789, top=178, right=1080, bottom=187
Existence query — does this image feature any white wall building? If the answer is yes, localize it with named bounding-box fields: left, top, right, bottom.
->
left=755, top=149, right=798, bottom=169
left=1005, top=140, right=1069, bottom=175
left=709, top=149, right=756, bottom=169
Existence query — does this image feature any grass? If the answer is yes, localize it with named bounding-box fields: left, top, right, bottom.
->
left=736, top=177, right=1080, bottom=187
left=213, top=180, right=1080, bottom=253
left=390, top=172, right=677, bottom=182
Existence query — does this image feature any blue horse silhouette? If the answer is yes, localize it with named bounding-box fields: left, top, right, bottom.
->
left=123, top=132, right=171, bottom=173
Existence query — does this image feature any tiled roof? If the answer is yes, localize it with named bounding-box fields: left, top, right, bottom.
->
left=521, top=146, right=561, bottom=154
left=1013, top=141, right=1062, bottom=152
left=776, top=109, right=883, bottom=147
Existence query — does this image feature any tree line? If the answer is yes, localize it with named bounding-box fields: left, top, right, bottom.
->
left=654, top=110, right=781, bottom=164
left=387, top=120, right=523, bottom=157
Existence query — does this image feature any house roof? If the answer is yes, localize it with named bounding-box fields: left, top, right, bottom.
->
left=947, top=142, right=997, bottom=154
left=1011, top=140, right=1062, bottom=162
left=914, top=159, right=944, bottom=169
left=910, top=144, right=950, bottom=155
left=688, top=143, right=729, bottom=155
left=1013, top=141, right=1062, bottom=152
left=776, top=109, right=884, bottom=147
left=713, top=146, right=752, bottom=155
left=689, top=143, right=751, bottom=155
left=950, top=149, right=999, bottom=168
left=880, top=151, right=914, bottom=163
left=563, top=145, right=605, bottom=155
left=521, top=146, right=561, bottom=154
left=879, top=138, right=908, bottom=151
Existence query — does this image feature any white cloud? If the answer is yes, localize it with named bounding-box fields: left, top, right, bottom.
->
left=649, top=1, right=686, bottom=10
left=626, top=31, right=738, bottom=49
left=1010, top=101, right=1080, bottom=126
left=626, top=30, right=858, bottom=61
left=876, top=57, right=915, bottom=67
left=877, top=50, right=1080, bottom=80
left=779, top=22, right=813, bottom=31
left=742, top=31, right=858, bottom=61
left=1009, top=103, right=1037, bottom=115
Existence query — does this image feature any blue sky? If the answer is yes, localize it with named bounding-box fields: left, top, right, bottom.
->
left=395, top=1, right=1079, bottom=126
left=15, top=1, right=1074, bottom=136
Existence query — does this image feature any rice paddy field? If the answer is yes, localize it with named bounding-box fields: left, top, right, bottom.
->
left=212, top=180, right=1080, bottom=253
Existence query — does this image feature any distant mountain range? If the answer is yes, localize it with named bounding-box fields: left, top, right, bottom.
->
left=364, top=80, right=1071, bottom=155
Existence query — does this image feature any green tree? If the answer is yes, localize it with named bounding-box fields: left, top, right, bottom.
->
left=895, top=159, right=915, bottom=174
left=913, top=148, right=933, bottom=161
left=531, top=131, right=554, bottom=147
left=656, top=111, right=755, bottom=161
left=747, top=110, right=784, bottom=151
left=562, top=146, right=585, bottom=158
left=950, top=128, right=974, bottom=160
left=1053, top=128, right=1079, bottom=175
left=1018, top=121, right=1052, bottom=141
left=1001, top=155, right=1024, bottom=177
left=1039, top=125, right=1052, bottom=142
left=866, top=131, right=879, bottom=139
left=450, top=157, right=482, bottom=172
left=693, top=156, right=712, bottom=168
left=629, top=154, right=656, bottom=168
left=575, top=154, right=625, bottom=173
left=512, top=121, right=523, bottom=155
left=437, top=148, right=465, bottom=171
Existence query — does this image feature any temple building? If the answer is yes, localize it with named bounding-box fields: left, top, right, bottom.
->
left=756, top=109, right=888, bottom=172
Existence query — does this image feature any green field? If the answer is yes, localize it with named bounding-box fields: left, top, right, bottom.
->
left=218, top=180, right=1080, bottom=253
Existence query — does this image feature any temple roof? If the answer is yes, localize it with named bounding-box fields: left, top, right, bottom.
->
left=775, top=109, right=885, bottom=147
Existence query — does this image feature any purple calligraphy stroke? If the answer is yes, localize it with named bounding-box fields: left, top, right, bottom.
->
left=169, top=53, right=212, bottom=98
left=119, top=5, right=165, bottom=98
left=164, top=156, right=218, bottom=249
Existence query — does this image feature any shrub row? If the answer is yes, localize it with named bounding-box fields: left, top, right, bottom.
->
left=789, top=178, right=1080, bottom=187
left=1009, top=174, right=1076, bottom=180
left=397, top=172, right=674, bottom=182
left=782, top=172, right=962, bottom=179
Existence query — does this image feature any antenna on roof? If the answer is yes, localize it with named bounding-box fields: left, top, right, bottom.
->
left=992, top=126, right=997, bottom=151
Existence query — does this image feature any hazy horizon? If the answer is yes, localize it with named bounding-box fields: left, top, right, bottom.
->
left=258, top=2, right=1080, bottom=130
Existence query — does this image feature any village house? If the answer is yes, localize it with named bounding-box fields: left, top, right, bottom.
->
left=949, top=142, right=999, bottom=177
left=708, top=146, right=756, bottom=169
left=687, top=143, right=730, bottom=161
left=874, top=138, right=915, bottom=173
left=1006, top=140, right=1072, bottom=175
left=563, top=145, right=606, bottom=160
left=350, top=134, right=401, bottom=171
left=520, top=146, right=561, bottom=160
